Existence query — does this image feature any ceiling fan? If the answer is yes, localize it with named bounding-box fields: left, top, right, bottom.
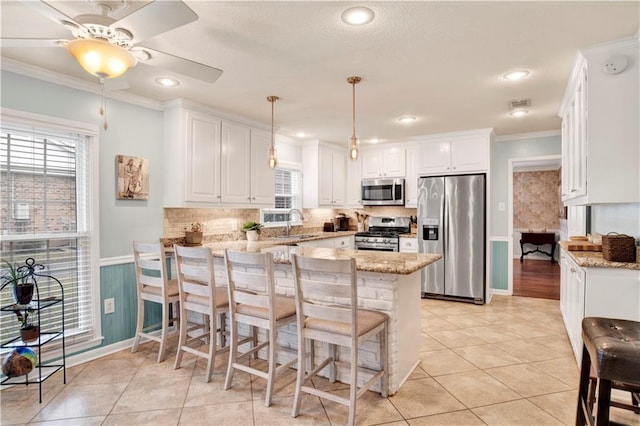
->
left=1, top=0, right=223, bottom=84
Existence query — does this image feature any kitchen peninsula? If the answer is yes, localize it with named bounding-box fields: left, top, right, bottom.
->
left=199, top=239, right=441, bottom=395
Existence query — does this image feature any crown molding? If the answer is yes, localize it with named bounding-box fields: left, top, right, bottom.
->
left=162, top=98, right=270, bottom=130
left=1, top=58, right=163, bottom=111
left=494, top=129, right=560, bottom=142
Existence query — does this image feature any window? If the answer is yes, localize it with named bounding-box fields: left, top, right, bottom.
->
left=0, top=109, right=100, bottom=352
left=261, top=163, right=302, bottom=226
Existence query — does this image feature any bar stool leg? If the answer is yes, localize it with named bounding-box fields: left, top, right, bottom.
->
left=596, top=379, right=612, bottom=425
left=577, top=344, right=593, bottom=426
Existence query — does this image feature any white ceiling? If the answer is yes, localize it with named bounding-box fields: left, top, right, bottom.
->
left=1, top=1, right=638, bottom=144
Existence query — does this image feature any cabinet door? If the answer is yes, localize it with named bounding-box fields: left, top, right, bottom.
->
left=185, top=111, right=222, bottom=203
left=451, top=136, right=488, bottom=172
left=221, top=121, right=251, bottom=203
left=332, top=151, right=347, bottom=205
left=250, top=129, right=275, bottom=205
left=418, top=140, right=451, bottom=175
left=345, top=156, right=363, bottom=207
left=382, top=147, right=406, bottom=177
left=404, top=146, right=418, bottom=207
left=361, top=150, right=383, bottom=178
left=399, top=237, right=418, bottom=253
left=334, top=236, right=354, bottom=249
left=318, top=146, right=335, bottom=206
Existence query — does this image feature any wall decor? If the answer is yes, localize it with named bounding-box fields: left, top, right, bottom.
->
left=116, top=155, right=149, bottom=200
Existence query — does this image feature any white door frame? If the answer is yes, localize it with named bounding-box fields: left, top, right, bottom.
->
left=507, top=154, right=561, bottom=295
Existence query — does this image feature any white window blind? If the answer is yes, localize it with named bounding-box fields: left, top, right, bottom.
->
left=262, top=166, right=301, bottom=225
left=1, top=120, right=96, bottom=348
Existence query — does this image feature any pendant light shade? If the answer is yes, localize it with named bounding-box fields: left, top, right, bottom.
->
left=267, top=96, right=279, bottom=169
left=347, top=76, right=362, bottom=160
left=66, top=38, right=137, bottom=79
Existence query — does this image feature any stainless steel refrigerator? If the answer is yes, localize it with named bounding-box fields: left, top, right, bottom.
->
left=418, top=174, right=486, bottom=303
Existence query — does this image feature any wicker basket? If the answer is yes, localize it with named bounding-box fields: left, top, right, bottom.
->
left=601, top=233, right=636, bottom=262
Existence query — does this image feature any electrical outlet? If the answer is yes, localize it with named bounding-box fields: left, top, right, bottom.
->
left=104, top=298, right=115, bottom=314
left=231, top=219, right=238, bottom=231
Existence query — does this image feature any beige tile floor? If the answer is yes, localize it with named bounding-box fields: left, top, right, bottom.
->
left=2, top=295, right=639, bottom=425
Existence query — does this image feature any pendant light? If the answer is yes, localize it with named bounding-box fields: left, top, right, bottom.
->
left=267, top=96, right=279, bottom=168
left=347, top=76, right=362, bottom=160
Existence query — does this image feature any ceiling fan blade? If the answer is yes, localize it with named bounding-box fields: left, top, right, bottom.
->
left=139, top=48, right=223, bottom=83
left=0, top=38, right=66, bottom=48
left=111, top=1, right=198, bottom=44
left=26, top=1, right=82, bottom=29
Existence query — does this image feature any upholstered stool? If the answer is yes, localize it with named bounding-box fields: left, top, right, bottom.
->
left=576, top=317, right=640, bottom=425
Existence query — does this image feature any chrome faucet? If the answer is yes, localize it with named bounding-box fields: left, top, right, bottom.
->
left=286, top=208, right=305, bottom=237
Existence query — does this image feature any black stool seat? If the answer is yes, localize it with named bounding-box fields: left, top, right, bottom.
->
left=577, top=317, right=640, bottom=425
left=582, top=317, right=640, bottom=385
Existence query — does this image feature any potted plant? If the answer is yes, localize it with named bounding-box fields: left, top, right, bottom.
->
left=184, top=222, right=204, bottom=245
left=1, top=260, right=34, bottom=305
left=242, top=221, right=262, bottom=242
left=14, top=306, right=38, bottom=343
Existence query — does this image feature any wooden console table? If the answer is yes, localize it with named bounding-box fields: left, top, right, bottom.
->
left=520, top=232, right=556, bottom=263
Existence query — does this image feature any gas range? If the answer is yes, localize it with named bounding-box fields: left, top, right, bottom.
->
left=354, top=217, right=411, bottom=252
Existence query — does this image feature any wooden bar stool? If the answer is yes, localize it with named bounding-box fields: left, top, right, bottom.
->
left=576, top=317, right=640, bottom=425
left=131, top=241, right=180, bottom=363
left=291, top=254, right=388, bottom=426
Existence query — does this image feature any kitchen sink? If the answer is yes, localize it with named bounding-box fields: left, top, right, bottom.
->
left=274, top=234, right=318, bottom=240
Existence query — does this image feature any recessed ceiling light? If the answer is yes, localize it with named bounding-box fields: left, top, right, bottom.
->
left=155, top=77, right=180, bottom=87
left=369, top=138, right=381, bottom=144
left=509, top=109, right=529, bottom=117
left=397, top=115, right=417, bottom=123
left=295, top=132, right=308, bottom=138
left=503, top=70, right=530, bottom=81
left=341, top=6, right=375, bottom=26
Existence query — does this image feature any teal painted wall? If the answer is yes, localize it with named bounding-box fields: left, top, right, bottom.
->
left=99, top=263, right=161, bottom=347
left=490, top=135, right=561, bottom=237
left=491, top=241, right=509, bottom=290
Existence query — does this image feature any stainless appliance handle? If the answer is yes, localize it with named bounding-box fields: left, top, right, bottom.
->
left=392, top=181, right=397, bottom=200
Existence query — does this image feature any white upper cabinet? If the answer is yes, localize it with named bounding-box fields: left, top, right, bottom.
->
left=302, top=141, right=347, bottom=208
left=221, top=121, right=251, bottom=203
left=185, top=110, right=222, bottom=203
left=163, top=100, right=274, bottom=207
left=220, top=123, right=274, bottom=205
left=404, top=144, right=418, bottom=207
left=417, top=129, right=492, bottom=176
left=249, top=129, right=275, bottom=205
left=361, top=147, right=406, bottom=178
left=559, top=36, right=639, bottom=205
left=345, top=156, right=363, bottom=207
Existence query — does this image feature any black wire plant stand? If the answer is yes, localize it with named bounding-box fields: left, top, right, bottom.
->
left=1, top=257, right=66, bottom=403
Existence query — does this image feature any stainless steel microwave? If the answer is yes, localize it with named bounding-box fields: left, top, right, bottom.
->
left=361, top=178, right=405, bottom=206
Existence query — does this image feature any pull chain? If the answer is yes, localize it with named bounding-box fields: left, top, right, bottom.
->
left=99, top=79, right=108, bottom=130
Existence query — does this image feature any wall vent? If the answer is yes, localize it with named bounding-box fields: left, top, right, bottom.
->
left=509, top=99, right=531, bottom=109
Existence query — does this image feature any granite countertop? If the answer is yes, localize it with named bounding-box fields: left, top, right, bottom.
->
left=189, top=240, right=440, bottom=275
left=400, top=232, right=418, bottom=238
left=559, top=241, right=639, bottom=270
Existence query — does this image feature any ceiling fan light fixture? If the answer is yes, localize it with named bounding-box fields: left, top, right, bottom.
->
left=341, top=6, right=375, bottom=26
left=66, top=38, right=136, bottom=79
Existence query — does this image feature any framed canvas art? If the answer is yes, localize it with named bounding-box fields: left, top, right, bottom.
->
left=116, top=155, right=149, bottom=200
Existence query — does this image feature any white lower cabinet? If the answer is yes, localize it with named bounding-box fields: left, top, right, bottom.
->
left=399, top=237, right=418, bottom=253
left=297, top=235, right=354, bottom=249
left=560, top=248, right=640, bottom=363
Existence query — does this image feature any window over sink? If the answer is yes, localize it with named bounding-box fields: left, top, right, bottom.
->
left=261, top=162, right=302, bottom=227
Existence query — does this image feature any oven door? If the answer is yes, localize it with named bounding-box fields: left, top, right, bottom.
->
left=361, top=178, right=404, bottom=206
left=354, top=242, right=398, bottom=252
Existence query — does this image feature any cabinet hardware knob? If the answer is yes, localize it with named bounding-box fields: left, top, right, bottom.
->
left=452, top=166, right=456, bottom=170
left=571, top=189, right=577, bottom=193
left=570, top=268, right=576, bottom=273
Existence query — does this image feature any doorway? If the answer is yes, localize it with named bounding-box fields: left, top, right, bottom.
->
left=507, top=155, right=562, bottom=299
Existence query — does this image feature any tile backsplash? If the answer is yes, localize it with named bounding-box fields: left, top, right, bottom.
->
left=163, top=206, right=418, bottom=243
